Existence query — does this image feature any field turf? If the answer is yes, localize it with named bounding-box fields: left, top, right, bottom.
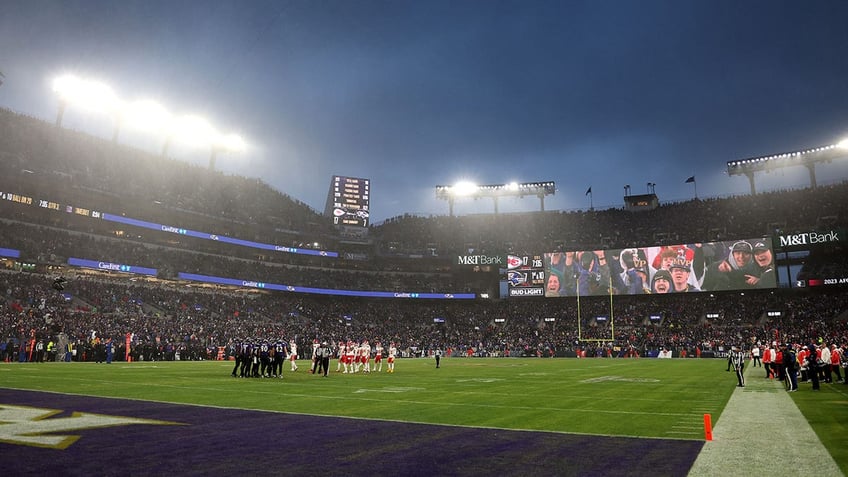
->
left=1, top=357, right=845, bottom=476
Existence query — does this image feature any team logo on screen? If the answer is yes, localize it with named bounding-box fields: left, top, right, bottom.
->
left=507, top=255, right=524, bottom=269
left=507, top=271, right=527, bottom=286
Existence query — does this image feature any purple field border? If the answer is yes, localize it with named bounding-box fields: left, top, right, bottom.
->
left=0, top=389, right=703, bottom=476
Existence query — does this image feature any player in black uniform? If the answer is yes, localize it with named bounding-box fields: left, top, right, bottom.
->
left=273, top=340, right=287, bottom=378
left=231, top=338, right=242, bottom=377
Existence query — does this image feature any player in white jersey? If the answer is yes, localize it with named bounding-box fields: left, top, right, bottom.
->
left=361, top=340, right=371, bottom=373
left=374, top=341, right=384, bottom=372
left=387, top=342, right=398, bottom=373
left=345, top=341, right=356, bottom=373
left=289, top=341, right=298, bottom=371
left=310, top=339, right=320, bottom=374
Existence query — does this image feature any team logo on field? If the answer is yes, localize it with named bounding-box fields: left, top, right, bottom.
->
left=0, top=404, right=181, bottom=449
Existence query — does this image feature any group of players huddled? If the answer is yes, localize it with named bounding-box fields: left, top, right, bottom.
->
left=230, top=338, right=296, bottom=378
left=228, top=338, right=398, bottom=378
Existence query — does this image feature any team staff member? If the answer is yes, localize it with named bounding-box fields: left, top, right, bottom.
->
left=820, top=343, right=832, bottom=383
left=782, top=343, right=798, bottom=392
left=750, top=343, right=761, bottom=367
left=829, top=344, right=842, bottom=383
left=434, top=348, right=442, bottom=368
left=798, top=346, right=810, bottom=382
left=807, top=344, right=821, bottom=391
left=730, top=345, right=745, bottom=387
left=762, top=344, right=773, bottom=379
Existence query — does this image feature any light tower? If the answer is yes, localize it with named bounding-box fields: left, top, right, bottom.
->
left=727, top=140, right=848, bottom=194
left=52, top=74, right=119, bottom=128
left=435, top=181, right=556, bottom=216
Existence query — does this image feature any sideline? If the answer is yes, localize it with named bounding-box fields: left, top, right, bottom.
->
left=688, top=363, right=842, bottom=476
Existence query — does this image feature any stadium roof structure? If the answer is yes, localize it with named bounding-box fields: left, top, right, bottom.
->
left=727, top=140, right=848, bottom=194
left=435, top=181, right=555, bottom=216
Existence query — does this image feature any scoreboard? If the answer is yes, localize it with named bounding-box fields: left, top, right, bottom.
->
left=325, top=176, right=370, bottom=227
left=504, top=254, right=545, bottom=297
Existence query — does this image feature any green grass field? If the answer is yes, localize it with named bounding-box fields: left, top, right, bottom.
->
left=2, top=357, right=846, bottom=474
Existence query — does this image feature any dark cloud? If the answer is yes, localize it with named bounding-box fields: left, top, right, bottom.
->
left=1, top=1, right=847, bottom=221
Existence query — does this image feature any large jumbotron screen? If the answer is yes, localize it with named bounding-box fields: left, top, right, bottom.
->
left=542, top=238, right=777, bottom=297
left=325, top=176, right=370, bottom=227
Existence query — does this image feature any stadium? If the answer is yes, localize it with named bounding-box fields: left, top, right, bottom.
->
left=1, top=99, right=847, bottom=474
left=2, top=3, right=848, bottom=473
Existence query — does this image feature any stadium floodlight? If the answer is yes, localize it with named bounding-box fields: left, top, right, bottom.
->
left=215, top=133, right=246, bottom=153
left=436, top=180, right=555, bottom=215
left=160, top=114, right=216, bottom=159
left=52, top=74, right=119, bottom=112
left=208, top=132, right=247, bottom=170
left=123, top=99, right=172, bottom=132
left=169, top=115, right=218, bottom=147
left=727, top=141, right=848, bottom=194
left=52, top=74, right=121, bottom=127
left=452, top=181, right=479, bottom=196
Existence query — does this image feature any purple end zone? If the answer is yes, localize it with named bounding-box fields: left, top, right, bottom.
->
left=0, top=389, right=702, bottom=476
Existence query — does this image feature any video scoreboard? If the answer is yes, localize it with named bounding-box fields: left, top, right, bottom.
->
left=504, top=254, right=545, bottom=297
left=325, top=176, right=370, bottom=227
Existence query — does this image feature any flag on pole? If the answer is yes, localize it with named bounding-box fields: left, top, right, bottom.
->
left=685, top=176, right=695, bottom=183
left=585, top=186, right=592, bottom=196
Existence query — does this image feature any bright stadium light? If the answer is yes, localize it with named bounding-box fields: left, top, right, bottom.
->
left=216, top=133, right=246, bottom=153
left=208, top=133, right=247, bottom=171
left=838, top=138, right=848, bottom=149
left=170, top=115, right=218, bottom=147
left=52, top=74, right=119, bottom=113
left=52, top=74, right=121, bottom=127
left=123, top=99, right=172, bottom=132
left=452, top=181, right=479, bottom=196
left=435, top=180, right=555, bottom=215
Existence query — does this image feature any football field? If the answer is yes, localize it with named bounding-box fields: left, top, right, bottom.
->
left=1, top=357, right=845, bottom=476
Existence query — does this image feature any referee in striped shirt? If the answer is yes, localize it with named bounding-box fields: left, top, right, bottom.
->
left=731, top=345, right=746, bottom=387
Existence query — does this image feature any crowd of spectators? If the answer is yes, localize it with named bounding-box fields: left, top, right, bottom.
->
left=1, top=107, right=847, bottom=365
left=2, top=269, right=846, bottom=364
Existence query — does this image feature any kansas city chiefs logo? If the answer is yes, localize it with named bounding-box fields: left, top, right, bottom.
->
left=507, top=255, right=524, bottom=269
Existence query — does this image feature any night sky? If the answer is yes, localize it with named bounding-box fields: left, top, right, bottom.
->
left=1, top=0, right=847, bottom=222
